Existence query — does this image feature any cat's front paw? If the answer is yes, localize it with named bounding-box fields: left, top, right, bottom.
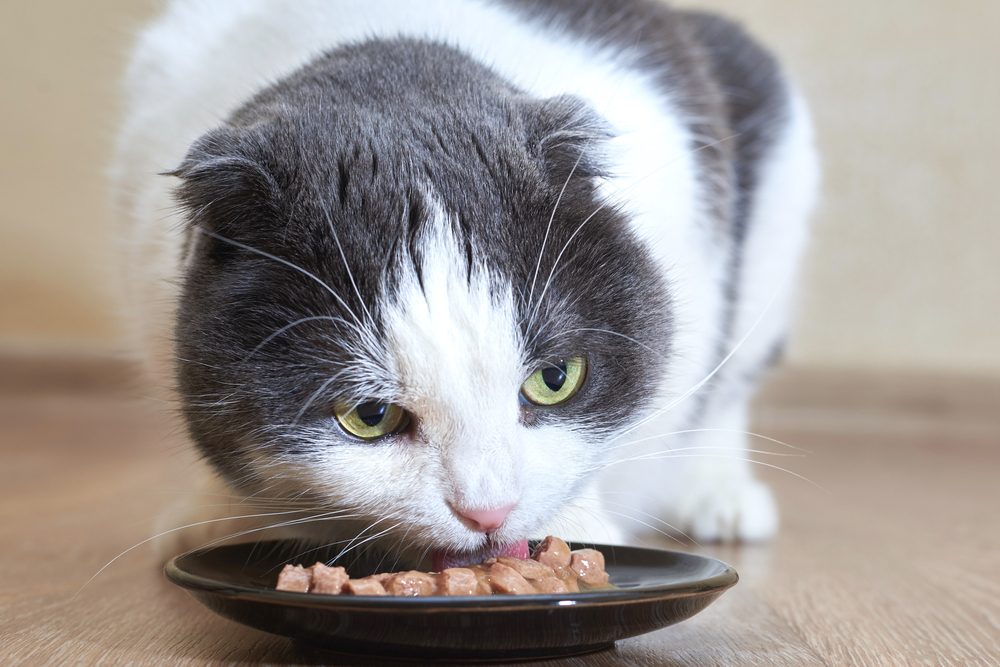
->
left=669, top=478, right=778, bottom=543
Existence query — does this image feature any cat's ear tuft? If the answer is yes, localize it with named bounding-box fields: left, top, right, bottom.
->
left=166, top=126, right=282, bottom=235
left=522, top=94, right=613, bottom=183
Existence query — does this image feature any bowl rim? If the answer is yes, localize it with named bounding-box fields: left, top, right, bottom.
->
left=164, top=540, right=738, bottom=612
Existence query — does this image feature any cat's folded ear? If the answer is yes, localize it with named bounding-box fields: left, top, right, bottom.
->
left=165, top=125, right=282, bottom=236
left=522, top=94, right=613, bottom=185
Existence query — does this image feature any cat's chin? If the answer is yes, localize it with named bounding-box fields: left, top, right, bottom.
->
left=431, top=538, right=529, bottom=571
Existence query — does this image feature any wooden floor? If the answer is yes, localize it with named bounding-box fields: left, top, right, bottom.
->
left=1, top=359, right=998, bottom=666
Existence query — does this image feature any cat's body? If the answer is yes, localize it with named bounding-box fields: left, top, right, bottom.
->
left=113, top=0, right=817, bottom=562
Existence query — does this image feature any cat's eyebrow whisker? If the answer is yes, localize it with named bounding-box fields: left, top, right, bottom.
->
left=534, top=326, right=670, bottom=364
left=525, top=131, right=743, bottom=334
left=195, top=227, right=368, bottom=334
left=607, top=428, right=812, bottom=454
left=322, top=206, right=375, bottom=328
left=526, top=140, right=590, bottom=315
left=291, top=369, right=351, bottom=425
left=243, top=315, right=359, bottom=363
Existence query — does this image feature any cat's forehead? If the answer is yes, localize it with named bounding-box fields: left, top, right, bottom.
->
left=383, top=190, right=524, bottom=419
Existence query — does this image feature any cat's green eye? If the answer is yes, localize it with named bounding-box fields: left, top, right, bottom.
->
left=521, top=356, right=587, bottom=406
left=334, top=401, right=409, bottom=440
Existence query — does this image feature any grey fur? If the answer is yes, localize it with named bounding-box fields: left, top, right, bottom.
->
left=496, top=0, right=791, bottom=412
left=171, top=37, right=672, bottom=484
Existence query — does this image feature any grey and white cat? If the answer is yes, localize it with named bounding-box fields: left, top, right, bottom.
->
left=113, top=0, right=817, bottom=567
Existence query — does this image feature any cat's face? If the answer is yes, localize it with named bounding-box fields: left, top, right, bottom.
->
left=172, top=42, right=672, bottom=563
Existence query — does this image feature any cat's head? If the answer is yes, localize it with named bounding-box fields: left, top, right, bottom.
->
left=171, top=40, right=671, bottom=565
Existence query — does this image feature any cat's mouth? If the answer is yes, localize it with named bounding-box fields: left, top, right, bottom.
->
left=431, top=538, right=530, bottom=571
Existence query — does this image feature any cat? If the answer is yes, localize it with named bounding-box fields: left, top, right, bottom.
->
left=112, top=0, right=817, bottom=567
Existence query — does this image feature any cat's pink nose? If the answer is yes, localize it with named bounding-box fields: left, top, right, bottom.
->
left=454, top=503, right=516, bottom=532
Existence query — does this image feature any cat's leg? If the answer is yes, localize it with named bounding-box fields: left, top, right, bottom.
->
left=595, top=383, right=779, bottom=543
left=611, top=90, right=817, bottom=544
left=654, top=396, right=779, bottom=542
left=661, top=89, right=817, bottom=543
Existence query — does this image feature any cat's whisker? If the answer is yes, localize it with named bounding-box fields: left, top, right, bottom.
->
left=593, top=453, right=827, bottom=492
left=413, top=541, right=435, bottom=572
left=601, top=500, right=700, bottom=546
left=607, top=428, right=811, bottom=454
left=609, top=288, right=780, bottom=445
left=593, top=447, right=804, bottom=471
left=597, top=506, right=691, bottom=547
left=195, top=510, right=363, bottom=551
left=274, top=514, right=398, bottom=570
left=74, top=507, right=359, bottom=596
left=549, top=505, right=592, bottom=544
left=378, top=521, right=417, bottom=574
left=330, top=519, right=406, bottom=565
left=569, top=493, right=698, bottom=546
left=322, top=515, right=396, bottom=565
left=171, top=501, right=322, bottom=512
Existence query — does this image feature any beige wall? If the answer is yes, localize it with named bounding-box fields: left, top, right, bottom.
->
left=2, top=1, right=998, bottom=374
left=0, top=1, right=158, bottom=350
left=682, top=1, right=1000, bottom=376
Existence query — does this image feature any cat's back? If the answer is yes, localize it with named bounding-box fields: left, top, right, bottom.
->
left=116, top=0, right=701, bottom=173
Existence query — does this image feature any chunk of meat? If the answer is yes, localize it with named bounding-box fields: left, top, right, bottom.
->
left=554, top=566, right=580, bottom=592
left=435, top=568, right=479, bottom=596
left=307, top=563, right=349, bottom=595
left=532, top=535, right=572, bottom=569
left=344, top=575, right=388, bottom=596
left=485, top=562, right=537, bottom=594
left=275, top=564, right=311, bottom=593
left=384, top=570, right=437, bottom=596
left=496, top=556, right=556, bottom=581
left=272, top=536, right=610, bottom=596
left=469, top=565, right=494, bottom=595
left=532, top=576, right=570, bottom=594
left=570, top=549, right=610, bottom=587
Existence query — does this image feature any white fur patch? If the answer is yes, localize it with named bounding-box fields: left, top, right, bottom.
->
left=382, top=192, right=525, bottom=509
left=263, top=192, right=605, bottom=552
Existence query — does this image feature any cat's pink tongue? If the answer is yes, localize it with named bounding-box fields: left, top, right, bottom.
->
left=432, top=539, right=530, bottom=571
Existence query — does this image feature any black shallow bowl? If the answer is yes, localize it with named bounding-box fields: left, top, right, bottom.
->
left=165, top=540, right=737, bottom=661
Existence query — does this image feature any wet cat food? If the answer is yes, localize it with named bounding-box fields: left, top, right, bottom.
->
left=274, top=536, right=610, bottom=596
